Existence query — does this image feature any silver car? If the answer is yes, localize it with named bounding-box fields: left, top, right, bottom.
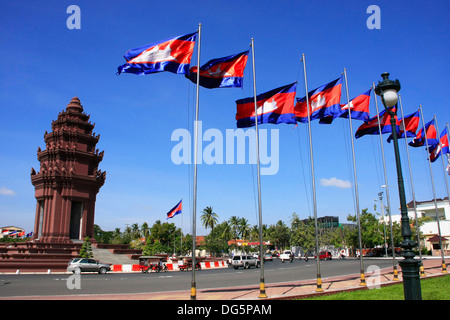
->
left=67, top=258, right=111, bottom=274
left=231, top=255, right=260, bottom=269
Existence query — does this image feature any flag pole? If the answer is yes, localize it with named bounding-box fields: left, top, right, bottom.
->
left=191, top=22, right=201, bottom=300
left=372, top=83, right=399, bottom=280
left=447, top=122, right=450, bottom=176
left=343, top=69, right=366, bottom=286
left=419, top=106, right=447, bottom=273
left=398, top=95, right=424, bottom=276
left=302, top=53, right=322, bottom=292
left=180, top=199, right=183, bottom=256
left=434, top=115, right=450, bottom=203
left=433, top=114, right=449, bottom=273
left=250, top=38, right=267, bottom=299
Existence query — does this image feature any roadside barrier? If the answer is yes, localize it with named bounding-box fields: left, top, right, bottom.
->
left=111, top=260, right=228, bottom=273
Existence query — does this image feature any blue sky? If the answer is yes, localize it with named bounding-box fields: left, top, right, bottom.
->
left=1, top=0, right=449, bottom=236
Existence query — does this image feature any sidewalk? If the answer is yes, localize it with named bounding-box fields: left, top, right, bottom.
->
left=5, top=258, right=447, bottom=300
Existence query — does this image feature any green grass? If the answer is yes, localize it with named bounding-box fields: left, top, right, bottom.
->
left=303, top=275, right=449, bottom=300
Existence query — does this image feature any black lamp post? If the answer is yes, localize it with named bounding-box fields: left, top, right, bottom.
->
left=375, top=72, right=422, bottom=300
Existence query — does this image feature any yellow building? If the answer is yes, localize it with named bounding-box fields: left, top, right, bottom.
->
left=0, top=226, right=25, bottom=239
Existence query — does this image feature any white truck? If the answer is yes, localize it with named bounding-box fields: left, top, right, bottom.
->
left=280, top=250, right=293, bottom=263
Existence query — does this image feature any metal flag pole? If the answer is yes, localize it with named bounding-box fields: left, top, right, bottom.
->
left=250, top=38, right=267, bottom=299
left=302, top=53, right=322, bottom=292
left=372, top=83, right=399, bottom=280
left=398, top=95, right=424, bottom=276
left=419, top=105, right=447, bottom=273
left=191, top=23, right=201, bottom=300
left=343, top=69, right=366, bottom=286
left=434, top=115, right=450, bottom=205
left=433, top=115, right=449, bottom=273
left=378, top=191, right=389, bottom=257
left=447, top=122, right=450, bottom=176
left=180, top=199, right=183, bottom=256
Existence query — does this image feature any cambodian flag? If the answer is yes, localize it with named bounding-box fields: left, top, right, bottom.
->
left=117, top=32, right=197, bottom=75
left=166, top=200, right=182, bottom=219
left=295, top=77, right=342, bottom=123
left=186, top=51, right=249, bottom=89
left=409, top=119, right=438, bottom=147
left=387, top=109, right=420, bottom=143
left=429, top=127, right=449, bottom=162
left=355, top=107, right=397, bottom=139
left=338, top=89, right=371, bottom=121
left=236, top=82, right=297, bottom=128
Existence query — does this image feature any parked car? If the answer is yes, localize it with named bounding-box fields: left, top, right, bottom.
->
left=67, top=258, right=111, bottom=274
left=231, top=255, right=260, bottom=269
left=315, top=251, right=332, bottom=260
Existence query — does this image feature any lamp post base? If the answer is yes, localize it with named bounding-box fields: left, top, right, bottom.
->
left=398, top=258, right=422, bottom=300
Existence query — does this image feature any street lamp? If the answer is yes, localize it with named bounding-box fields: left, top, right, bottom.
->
left=375, top=72, right=422, bottom=300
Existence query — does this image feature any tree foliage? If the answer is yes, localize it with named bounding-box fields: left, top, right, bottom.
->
left=93, top=206, right=423, bottom=256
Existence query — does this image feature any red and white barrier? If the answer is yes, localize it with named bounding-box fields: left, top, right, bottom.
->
left=111, top=260, right=228, bottom=273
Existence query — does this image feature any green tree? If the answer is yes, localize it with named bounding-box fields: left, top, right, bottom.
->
left=268, top=220, right=290, bottom=249
left=238, top=218, right=250, bottom=240
left=290, top=216, right=315, bottom=252
left=220, top=221, right=233, bottom=240
left=347, top=209, right=384, bottom=248
left=201, top=206, right=219, bottom=231
left=79, top=237, right=93, bottom=258
left=141, top=222, right=150, bottom=238
left=204, top=222, right=230, bottom=256
left=228, top=216, right=240, bottom=240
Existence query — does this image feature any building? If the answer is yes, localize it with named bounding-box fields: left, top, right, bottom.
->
left=0, top=226, right=25, bottom=239
left=407, top=197, right=450, bottom=254
left=300, top=216, right=355, bottom=230
left=380, top=197, right=450, bottom=254
left=30, top=97, right=106, bottom=243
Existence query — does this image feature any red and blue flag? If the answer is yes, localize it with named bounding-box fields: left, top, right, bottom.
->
left=387, top=109, right=420, bottom=143
left=338, top=89, right=371, bottom=121
left=355, top=107, right=397, bottom=139
left=117, top=32, right=197, bottom=75
left=166, top=200, right=182, bottom=219
left=236, top=82, right=297, bottom=128
left=429, top=127, right=449, bottom=162
left=186, top=51, right=249, bottom=89
left=409, top=118, right=438, bottom=147
left=295, top=77, right=342, bottom=123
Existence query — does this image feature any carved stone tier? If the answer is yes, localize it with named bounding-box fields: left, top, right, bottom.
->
left=30, top=97, right=106, bottom=243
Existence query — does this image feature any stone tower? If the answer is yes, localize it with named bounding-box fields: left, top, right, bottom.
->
left=30, top=97, right=106, bottom=243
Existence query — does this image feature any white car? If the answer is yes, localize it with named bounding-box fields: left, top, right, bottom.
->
left=231, top=255, right=260, bottom=269
left=280, top=250, right=293, bottom=263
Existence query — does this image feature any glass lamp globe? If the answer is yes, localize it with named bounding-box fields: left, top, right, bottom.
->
left=382, top=89, right=398, bottom=107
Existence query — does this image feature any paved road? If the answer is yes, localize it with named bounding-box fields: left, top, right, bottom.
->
left=0, top=259, right=394, bottom=298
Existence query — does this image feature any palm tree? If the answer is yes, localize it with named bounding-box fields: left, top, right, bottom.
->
left=131, top=223, right=141, bottom=239
left=141, top=222, right=150, bottom=238
left=228, top=216, right=240, bottom=240
left=201, top=206, right=219, bottom=231
left=239, top=218, right=250, bottom=240
left=221, top=221, right=233, bottom=240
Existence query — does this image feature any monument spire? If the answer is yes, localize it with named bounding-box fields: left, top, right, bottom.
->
left=31, top=97, right=105, bottom=243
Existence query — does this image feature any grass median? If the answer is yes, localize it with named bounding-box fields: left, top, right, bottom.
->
left=302, top=274, right=449, bottom=300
